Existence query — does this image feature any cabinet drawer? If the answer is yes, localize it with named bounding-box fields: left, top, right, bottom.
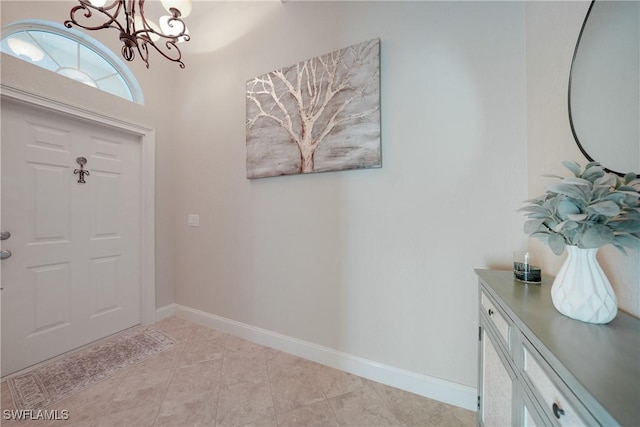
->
left=522, top=344, right=595, bottom=426
left=481, top=291, right=511, bottom=348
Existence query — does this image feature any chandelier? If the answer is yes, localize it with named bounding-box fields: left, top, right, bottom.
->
left=65, top=0, right=191, bottom=69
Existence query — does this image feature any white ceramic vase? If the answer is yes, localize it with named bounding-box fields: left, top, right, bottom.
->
left=551, top=245, right=618, bottom=324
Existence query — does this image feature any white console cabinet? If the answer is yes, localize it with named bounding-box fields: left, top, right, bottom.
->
left=476, top=269, right=639, bottom=427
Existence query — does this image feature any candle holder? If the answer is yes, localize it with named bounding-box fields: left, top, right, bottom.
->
left=513, top=251, right=542, bottom=284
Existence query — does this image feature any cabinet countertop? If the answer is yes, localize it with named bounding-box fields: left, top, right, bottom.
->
left=475, top=269, right=640, bottom=427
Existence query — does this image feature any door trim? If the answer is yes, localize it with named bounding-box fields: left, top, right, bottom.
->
left=1, top=83, right=156, bottom=326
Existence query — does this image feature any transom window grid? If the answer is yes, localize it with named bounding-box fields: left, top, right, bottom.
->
left=1, top=20, right=143, bottom=104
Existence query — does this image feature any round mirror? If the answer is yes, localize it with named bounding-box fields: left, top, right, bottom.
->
left=569, top=0, right=639, bottom=176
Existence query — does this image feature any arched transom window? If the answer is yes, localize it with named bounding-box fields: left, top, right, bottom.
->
left=1, top=20, right=143, bottom=104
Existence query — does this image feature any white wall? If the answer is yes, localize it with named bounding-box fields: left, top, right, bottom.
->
left=525, top=1, right=640, bottom=317
left=171, top=1, right=527, bottom=389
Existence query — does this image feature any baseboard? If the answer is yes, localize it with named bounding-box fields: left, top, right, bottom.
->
left=155, top=304, right=176, bottom=322
left=158, top=303, right=476, bottom=410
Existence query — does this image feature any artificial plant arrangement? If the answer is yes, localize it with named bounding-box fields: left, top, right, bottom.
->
left=521, top=161, right=640, bottom=255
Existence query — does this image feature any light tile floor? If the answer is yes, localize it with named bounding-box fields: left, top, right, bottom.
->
left=1, top=317, right=476, bottom=427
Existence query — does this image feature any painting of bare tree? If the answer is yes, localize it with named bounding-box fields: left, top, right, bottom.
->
left=246, top=38, right=381, bottom=179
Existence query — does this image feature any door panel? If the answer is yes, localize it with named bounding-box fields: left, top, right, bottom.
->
left=32, top=165, right=71, bottom=240
left=30, top=262, right=71, bottom=334
left=1, top=100, right=142, bottom=376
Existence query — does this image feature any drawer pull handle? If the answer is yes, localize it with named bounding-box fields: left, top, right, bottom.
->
left=552, top=402, right=565, bottom=419
left=488, top=309, right=494, bottom=316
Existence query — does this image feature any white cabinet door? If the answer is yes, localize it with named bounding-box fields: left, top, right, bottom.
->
left=1, top=101, right=142, bottom=376
left=480, top=327, right=514, bottom=427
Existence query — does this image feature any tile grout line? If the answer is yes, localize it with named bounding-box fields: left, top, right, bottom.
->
left=150, top=323, right=194, bottom=426
left=367, top=382, right=406, bottom=426
left=316, top=367, right=342, bottom=427
left=309, top=362, right=344, bottom=427
left=264, top=347, right=279, bottom=426
left=213, top=333, right=233, bottom=427
left=211, top=337, right=228, bottom=427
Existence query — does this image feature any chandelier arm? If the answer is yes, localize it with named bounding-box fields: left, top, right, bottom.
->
left=64, top=0, right=126, bottom=34
left=131, top=19, right=188, bottom=41
left=142, top=39, right=186, bottom=69
left=164, top=15, right=186, bottom=34
left=134, top=38, right=152, bottom=69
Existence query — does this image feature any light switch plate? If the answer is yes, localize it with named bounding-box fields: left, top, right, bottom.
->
left=187, top=214, right=199, bottom=227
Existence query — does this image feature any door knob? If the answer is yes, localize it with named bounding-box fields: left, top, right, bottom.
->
left=0, top=250, right=12, bottom=260
left=0, top=231, right=10, bottom=240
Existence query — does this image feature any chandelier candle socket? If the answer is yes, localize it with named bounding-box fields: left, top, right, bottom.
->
left=64, top=0, right=191, bottom=68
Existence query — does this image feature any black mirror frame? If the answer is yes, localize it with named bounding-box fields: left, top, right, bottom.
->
left=568, top=0, right=628, bottom=177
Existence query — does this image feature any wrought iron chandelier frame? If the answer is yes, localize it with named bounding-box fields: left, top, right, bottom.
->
left=65, top=0, right=190, bottom=69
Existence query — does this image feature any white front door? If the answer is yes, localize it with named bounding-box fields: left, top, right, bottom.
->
left=1, top=100, right=142, bottom=376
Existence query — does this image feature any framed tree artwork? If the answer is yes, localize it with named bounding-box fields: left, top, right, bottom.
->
left=246, top=38, right=381, bottom=179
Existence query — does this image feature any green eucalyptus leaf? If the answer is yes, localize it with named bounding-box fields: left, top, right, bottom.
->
left=615, top=176, right=623, bottom=187
left=602, top=193, right=626, bottom=204
left=562, top=160, right=582, bottom=177
left=546, top=183, right=586, bottom=200
left=626, top=210, right=640, bottom=220
left=557, top=199, right=581, bottom=219
left=611, top=220, right=640, bottom=233
left=553, top=220, right=579, bottom=232
left=582, top=165, right=606, bottom=182
left=524, top=219, right=545, bottom=234
left=616, top=186, right=640, bottom=194
left=549, top=234, right=566, bottom=255
left=588, top=201, right=621, bottom=216
left=545, top=219, right=559, bottom=229
left=581, top=224, right=614, bottom=248
left=567, top=213, right=588, bottom=221
left=541, top=174, right=565, bottom=179
left=519, top=205, right=547, bottom=213
left=563, top=221, right=579, bottom=230
left=527, top=212, right=553, bottom=220
left=563, top=177, right=591, bottom=187
left=592, top=186, right=611, bottom=200
left=522, top=197, right=546, bottom=204
left=624, top=172, right=637, bottom=184
left=624, top=196, right=640, bottom=207
left=595, top=175, right=614, bottom=186
left=553, top=220, right=568, bottom=232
